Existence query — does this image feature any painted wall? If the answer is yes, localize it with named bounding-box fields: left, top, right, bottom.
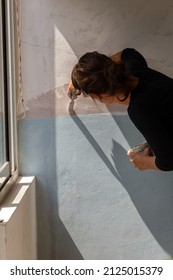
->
left=18, top=0, right=173, bottom=259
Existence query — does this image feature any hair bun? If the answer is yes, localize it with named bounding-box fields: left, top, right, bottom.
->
left=71, top=51, right=130, bottom=96
left=104, top=61, right=127, bottom=88
left=116, top=63, right=126, bottom=82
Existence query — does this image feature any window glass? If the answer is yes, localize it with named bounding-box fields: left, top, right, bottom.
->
left=0, top=0, right=18, bottom=193
left=0, top=20, right=7, bottom=169
left=0, top=0, right=13, bottom=191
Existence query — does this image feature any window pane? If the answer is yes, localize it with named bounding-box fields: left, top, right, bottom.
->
left=0, top=1, right=6, bottom=169
left=0, top=91, right=7, bottom=168
left=0, top=0, right=18, bottom=192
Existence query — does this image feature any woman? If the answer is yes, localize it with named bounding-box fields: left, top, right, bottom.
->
left=67, top=48, right=173, bottom=171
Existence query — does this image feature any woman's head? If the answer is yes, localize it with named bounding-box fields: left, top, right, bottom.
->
left=71, top=51, right=131, bottom=101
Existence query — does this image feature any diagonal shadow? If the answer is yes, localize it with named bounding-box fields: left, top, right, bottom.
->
left=18, top=118, right=84, bottom=260
left=68, top=100, right=120, bottom=180
left=69, top=102, right=173, bottom=257
left=110, top=126, right=173, bottom=257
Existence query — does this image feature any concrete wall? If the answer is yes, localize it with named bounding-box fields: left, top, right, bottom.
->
left=18, top=0, right=173, bottom=259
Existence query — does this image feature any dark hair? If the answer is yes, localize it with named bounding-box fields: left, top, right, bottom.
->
left=71, top=51, right=131, bottom=100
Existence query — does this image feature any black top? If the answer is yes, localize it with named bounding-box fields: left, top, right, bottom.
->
left=121, top=48, right=173, bottom=171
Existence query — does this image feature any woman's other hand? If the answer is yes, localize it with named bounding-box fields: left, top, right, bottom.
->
left=67, top=81, right=74, bottom=99
left=127, top=147, right=160, bottom=171
left=67, top=81, right=81, bottom=100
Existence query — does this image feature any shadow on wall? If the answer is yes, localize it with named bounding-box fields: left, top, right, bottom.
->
left=68, top=103, right=173, bottom=257
left=111, top=116, right=173, bottom=257
left=36, top=178, right=83, bottom=260
left=52, top=0, right=118, bottom=57
left=68, top=101, right=119, bottom=179
left=53, top=0, right=132, bottom=57
left=18, top=119, right=83, bottom=260
left=111, top=139, right=173, bottom=257
left=53, top=0, right=173, bottom=59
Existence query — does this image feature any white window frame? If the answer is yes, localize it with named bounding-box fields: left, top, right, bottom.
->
left=0, top=0, right=18, bottom=201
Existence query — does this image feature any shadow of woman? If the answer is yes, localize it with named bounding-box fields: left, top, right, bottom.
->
left=111, top=139, right=173, bottom=258
left=69, top=101, right=173, bottom=258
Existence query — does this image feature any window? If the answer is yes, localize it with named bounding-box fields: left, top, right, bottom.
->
left=0, top=0, right=18, bottom=194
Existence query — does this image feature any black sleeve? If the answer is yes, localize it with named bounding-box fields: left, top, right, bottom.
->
left=121, top=48, right=148, bottom=73
left=128, top=104, right=173, bottom=171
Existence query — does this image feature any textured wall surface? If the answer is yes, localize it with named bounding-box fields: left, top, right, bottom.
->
left=18, top=0, right=173, bottom=259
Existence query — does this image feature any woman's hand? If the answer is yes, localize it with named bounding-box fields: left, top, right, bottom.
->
left=67, top=81, right=74, bottom=99
left=127, top=147, right=160, bottom=171
left=67, top=81, right=81, bottom=100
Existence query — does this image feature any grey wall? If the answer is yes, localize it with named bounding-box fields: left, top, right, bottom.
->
left=19, top=0, right=173, bottom=259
